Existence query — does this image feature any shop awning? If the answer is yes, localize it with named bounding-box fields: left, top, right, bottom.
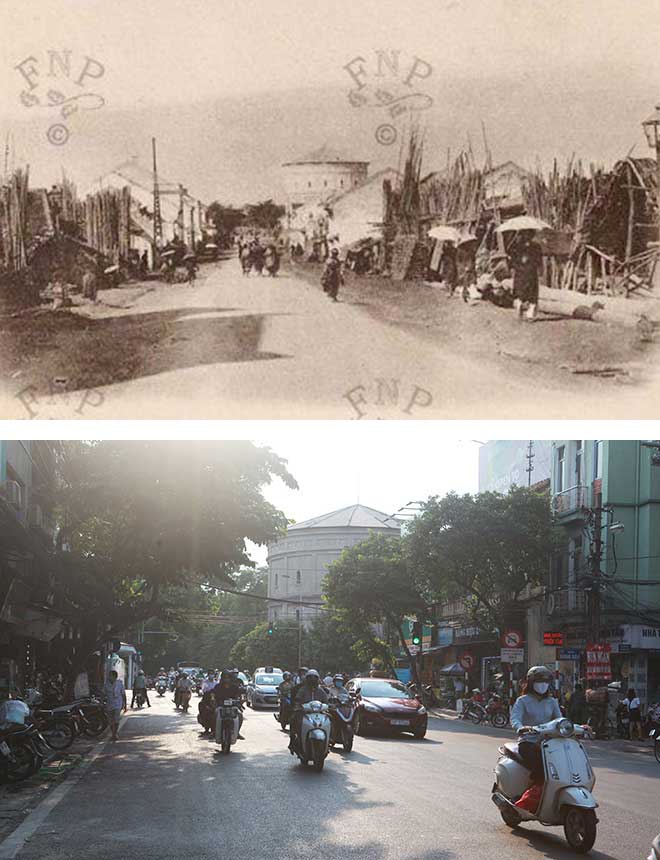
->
left=440, top=662, right=465, bottom=675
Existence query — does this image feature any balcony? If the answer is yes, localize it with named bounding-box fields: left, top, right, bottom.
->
left=552, top=485, right=590, bottom=520
left=546, top=587, right=587, bottom=618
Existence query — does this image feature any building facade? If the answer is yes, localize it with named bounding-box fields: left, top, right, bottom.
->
left=478, top=440, right=552, bottom=494
left=550, top=440, right=660, bottom=705
left=267, top=504, right=401, bottom=627
left=281, top=145, right=369, bottom=212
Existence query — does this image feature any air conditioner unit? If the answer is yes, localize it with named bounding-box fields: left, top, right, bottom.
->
left=0, top=480, right=22, bottom=510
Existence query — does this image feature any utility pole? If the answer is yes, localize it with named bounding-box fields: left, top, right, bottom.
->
left=525, top=440, right=535, bottom=487
left=590, top=493, right=603, bottom=644
left=152, top=137, right=163, bottom=249
left=178, top=184, right=186, bottom=242
left=190, top=206, right=196, bottom=250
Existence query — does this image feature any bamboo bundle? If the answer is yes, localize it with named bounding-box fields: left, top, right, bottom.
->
left=0, top=167, right=30, bottom=271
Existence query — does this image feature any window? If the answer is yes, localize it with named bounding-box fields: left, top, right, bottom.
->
left=296, top=570, right=301, bottom=586
left=556, top=445, right=565, bottom=493
left=575, top=440, right=583, bottom=485
left=594, top=441, right=604, bottom=480
left=274, top=573, right=278, bottom=590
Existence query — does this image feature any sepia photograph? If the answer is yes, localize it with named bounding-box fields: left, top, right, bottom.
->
left=0, top=1, right=660, bottom=417
left=0, top=435, right=659, bottom=858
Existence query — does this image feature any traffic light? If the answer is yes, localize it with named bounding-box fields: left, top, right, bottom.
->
left=411, top=621, right=422, bottom=647
left=267, top=623, right=274, bottom=636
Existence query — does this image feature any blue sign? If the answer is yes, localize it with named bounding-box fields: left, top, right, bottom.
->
left=558, top=648, right=582, bottom=661
left=437, top=625, right=454, bottom=647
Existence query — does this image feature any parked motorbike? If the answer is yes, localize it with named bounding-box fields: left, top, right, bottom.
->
left=328, top=693, right=355, bottom=752
left=290, top=701, right=331, bottom=772
left=492, top=717, right=597, bottom=853
left=156, top=679, right=167, bottom=697
left=649, top=727, right=660, bottom=764
left=0, top=723, right=48, bottom=784
left=30, top=708, right=75, bottom=750
left=461, top=698, right=487, bottom=724
left=215, top=698, right=242, bottom=754
left=484, top=694, right=510, bottom=729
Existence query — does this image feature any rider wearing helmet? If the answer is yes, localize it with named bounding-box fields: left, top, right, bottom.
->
left=323, top=674, right=334, bottom=688
left=332, top=674, right=345, bottom=690
left=212, top=669, right=245, bottom=739
left=289, top=669, right=328, bottom=751
left=510, top=666, right=561, bottom=789
left=131, top=669, right=151, bottom=709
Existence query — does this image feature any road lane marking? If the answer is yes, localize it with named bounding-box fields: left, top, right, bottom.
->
left=0, top=713, right=129, bottom=859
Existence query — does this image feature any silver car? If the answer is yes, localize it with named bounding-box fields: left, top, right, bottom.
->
left=247, top=672, right=283, bottom=709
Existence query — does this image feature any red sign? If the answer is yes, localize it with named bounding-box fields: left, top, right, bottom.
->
left=543, top=631, right=564, bottom=646
left=502, top=629, right=523, bottom=648
left=459, top=652, right=475, bottom=671
left=586, top=643, right=612, bottom=681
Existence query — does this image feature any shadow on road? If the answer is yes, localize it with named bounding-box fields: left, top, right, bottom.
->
left=1, top=306, right=290, bottom=396
left=509, top=824, right=620, bottom=860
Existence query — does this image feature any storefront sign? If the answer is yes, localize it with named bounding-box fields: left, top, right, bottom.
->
left=543, top=631, right=564, bottom=646
left=500, top=647, right=524, bottom=663
left=436, top=624, right=454, bottom=647
left=620, top=625, right=660, bottom=650
left=586, top=643, right=612, bottom=681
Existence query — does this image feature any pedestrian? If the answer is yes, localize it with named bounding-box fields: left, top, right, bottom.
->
left=623, top=687, right=642, bottom=740
left=568, top=682, right=588, bottom=725
left=509, top=230, right=542, bottom=321
left=103, top=670, right=127, bottom=741
left=321, top=248, right=343, bottom=301
left=81, top=269, right=98, bottom=302
left=131, top=669, right=151, bottom=709
left=439, top=241, right=458, bottom=295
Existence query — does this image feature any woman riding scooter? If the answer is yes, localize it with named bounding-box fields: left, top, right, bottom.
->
left=510, top=665, right=562, bottom=812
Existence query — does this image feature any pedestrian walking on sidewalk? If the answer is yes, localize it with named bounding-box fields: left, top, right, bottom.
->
left=321, top=248, right=343, bottom=302
left=104, top=670, right=127, bottom=741
left=623, top=688, right=642, bottom=740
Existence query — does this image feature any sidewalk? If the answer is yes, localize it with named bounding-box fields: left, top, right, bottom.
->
left=428, top=708, right=653, bottom=755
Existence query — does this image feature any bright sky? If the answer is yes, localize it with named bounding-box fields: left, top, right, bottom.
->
left=0, top=0, right=658, bottom=201
left=246, top=432, right=481, bottom=565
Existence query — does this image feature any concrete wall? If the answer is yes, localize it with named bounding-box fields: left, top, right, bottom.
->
left=282, top=162, right=368, bottom=208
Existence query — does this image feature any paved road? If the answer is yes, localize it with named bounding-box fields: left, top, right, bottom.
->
left=4, top=256, right=657, bottom=419
left=4, top=697, right=658, bottom=860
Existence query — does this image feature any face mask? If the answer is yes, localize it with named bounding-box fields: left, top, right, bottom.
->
left=533, top=682, right=550, bottom=695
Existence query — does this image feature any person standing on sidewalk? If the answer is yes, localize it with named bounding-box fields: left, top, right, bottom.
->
left=510, top=230, right=542, bottom=322
left=104, top=670, right=127, bottom=742
left=623, top=687, right=642, bottom=740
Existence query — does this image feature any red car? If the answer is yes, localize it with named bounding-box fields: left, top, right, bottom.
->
left=346, top=677, right=427, bottom=739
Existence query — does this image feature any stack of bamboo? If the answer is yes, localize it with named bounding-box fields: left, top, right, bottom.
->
left=82, top=187, right=131, bottom=261
left=0, top=167, right=29, bottom=271
left=420, top=151, right=484, bottom=225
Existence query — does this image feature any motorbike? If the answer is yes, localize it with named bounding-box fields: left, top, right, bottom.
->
left=215, top=698, right=242, bottom=754
left=26, top=690, right=108, bottom=739
left=30, top=708, right=75, bottom=750
left=274, top=692, right=292, bottom=731
left=649, top=834, right=660, bottom=860
left=492, top=717, right=598, bottom=853
left=156, top=679, right=167, bottom=697
left=0, top=722, right=49, bottom=784
left=179, top=689, right=191, bottom=713
left=461, top=698, right=487, bottom=724
left=134, top=689, right=147, bottom=709
left=484, top=694, right=510, bottom=729
left=290, top=701, right=331, bottom=772
left=649, top=727, right=660, bottom=764
left=328, top=692, right=355, bottom=752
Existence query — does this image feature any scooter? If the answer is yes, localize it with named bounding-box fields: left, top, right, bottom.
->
left=290, top=701, right=331, bottom=772
left=180, top=689, right=191, bottom=713
left=492, top=717, right=598, bottom=853
left=328, top=692, right=355, bottom=752
left=156, top=679, right=167, bottom=697
left=134, top=689, right=147, bottom=709
left=215, top=698, right=242, bottom=754
left=274, top=693, right=292, bottom=731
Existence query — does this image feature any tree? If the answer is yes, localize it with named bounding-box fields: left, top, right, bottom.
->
left=206, top=202, right=245, bottom=238
left=230, top=622, right=299, bottom=672
left=53, top=441, right=297, bottom=680
left=324, top=533, right=427, bottom=682
left=243, top=199, right=285, bottom=231
left=303, top=614, right=365, bottom=676
left=406, top=486, right=557, bottom=633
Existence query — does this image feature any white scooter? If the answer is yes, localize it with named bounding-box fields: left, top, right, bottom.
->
left=492, top=717, right=598, bottom=853
left=291, top=701, right=331, bottom=771
left=215, top=698, right=242, bottom=754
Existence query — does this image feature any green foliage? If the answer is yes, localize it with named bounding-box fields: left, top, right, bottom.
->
left=207, top=202, right=245, bottom=236
left=299, top=614, right=364, bottom=675
left=407, top=486, right=557, bottom=631
left=243, top=199, right=285, bottom=230
left=230, top=622, right=299, bottom=672
left=53, top=441, right=296, bottom=669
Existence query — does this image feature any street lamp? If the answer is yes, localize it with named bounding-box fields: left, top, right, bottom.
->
left=642, top=105, right=660, bottom=289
